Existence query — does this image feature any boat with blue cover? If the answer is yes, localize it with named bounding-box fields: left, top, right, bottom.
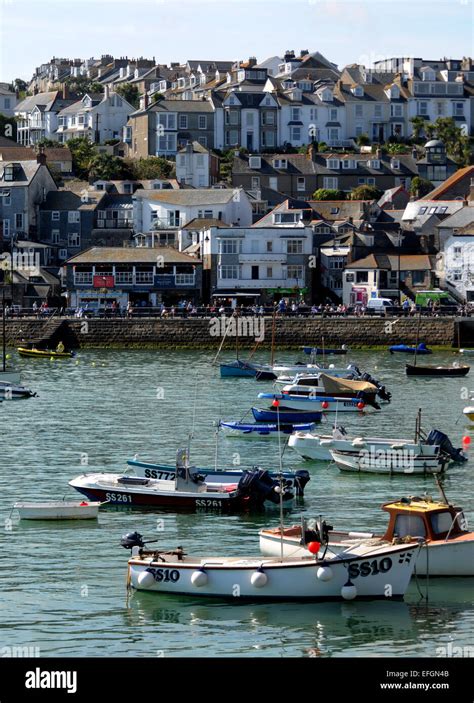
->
left=219, top=420, right=316, bottom=436
left=389, top=343, right=432, bottom=354
left=251, top=407, right=323, bottom=423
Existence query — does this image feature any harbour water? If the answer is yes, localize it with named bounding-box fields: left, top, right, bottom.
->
left=1, top=348, right=473, bottom=657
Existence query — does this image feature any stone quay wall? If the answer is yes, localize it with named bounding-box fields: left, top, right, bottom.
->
left=1, top=316, right=461, bottom=350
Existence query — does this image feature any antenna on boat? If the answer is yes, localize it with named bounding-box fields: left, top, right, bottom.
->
left=274, top=397, right=285, bottom=562
left=187, top=373, right=200, bottom=465
left=434, top=475, right=450, bottom=506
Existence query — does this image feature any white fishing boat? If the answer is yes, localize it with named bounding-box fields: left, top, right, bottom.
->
left=259, top=494, right=474, bottom=576
left=14, top=500, right=101, bottom=520
left=258, top=392, right=376, bottom=413
left=0, top=380, right=37, bottom=400
left=123, top=532, right=419, bottom=601
left=329, top=447, right=447, bottom=474
left=288, top=424, right=465, bottom=463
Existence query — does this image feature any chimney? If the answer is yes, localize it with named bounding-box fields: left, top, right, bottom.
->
left=300, top=50, right=309, bottom=58
left=247, top=56, right=257, bottom=68
left=143, top=92, right=149, bottom=109
left=36, top=146, right=47, bottom=166
left=62, top=84, right=69, bottom=100
left=412, top=146, right=418, bottom=160
left=307, top=142, right=316, bottom=161
left=375, top=147, right=381, bottom=159
left=104, top=84, right=110, bottom=100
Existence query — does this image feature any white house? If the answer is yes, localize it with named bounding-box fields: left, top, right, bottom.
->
left=437, top=202, right=474, bottom=300
left=201, top=225, right=313, bottom=301
left=0, top=86, right=17, bottom=118
left=15, top=91, right=75, bottom=146
left=133, top=188, right=253, bottom=235
left=320, top=243, right=350, bottom=299
left=56, top=87, right=135, bottom=143
left=176, top=141, right=213, bottom=187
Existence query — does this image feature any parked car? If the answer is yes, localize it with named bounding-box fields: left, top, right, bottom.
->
left=366, top=298, right=395, bottom=316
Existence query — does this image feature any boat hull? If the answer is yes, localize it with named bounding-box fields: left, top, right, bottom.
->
left=14, top=501, right=100, bottom=520
left=329, top=448, right=446, bottom=474
left=288, top=432, right=439, bottom=462
left=463, top=407, right=474, bottom=423
left=258, top=392, right=376, bottom=413
left=0, top=381, right=36, bottom=399
left=128, top=543, right=417, bottom=600
left=406, top=364, right=470, bottom=377
left=259, top=530, right=474, bottom=577
left=252, top=407, right=323, bottom=423
left=17, top=347, right=74, bottom=359
left=389, top=345, right=432, bottom=354
left=219, top=421, right=315, bottom=436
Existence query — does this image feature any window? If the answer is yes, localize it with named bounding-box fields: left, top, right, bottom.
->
left=198, top=115, right=207, bottom=130
left=68, top=211, right=80, bottom=223
left=297, top=177, right=306, bottom=192
left=394, top=514, right=426, bottom=539
left=287, top=265, right=304, bottom=280
left=220, top=239, right=239, bottom=254
left=196, top=154, right=205, bottom=167
left=287, top=239, right=303, bottom=254
left=15, top=213, right=23, bottom=230
left=4, top=98, right=10, bottom=109
left=168, top=210, right=181, bottom=226
left=367, top=177, right=375, bottom=186
left=225, top=129, right=239, bottom=146
left=391, top=159, right=400, bottom=170
left=219, top=265, right=238, bottom=279
left=356, top=271, right=368, bottom=283
left=418, top=101, right=429, bottom=116
left=290, top=126, right=301, bottom=141
left=269, top=176, right=278, bottom=190
left=429, top=206, right=437, bottom=214
left=178, top=115, right=188, bottom=129
left=436, top=102, right=445, bottom=116
left=262, top=111, right=275, bottom=125
left=266, top=241, right=273, bottom=252
left=454, top=102, right=465, bottom=117
left=158, top=133, right=177, bottom=152
left=330, top=207, right=339, bottom=214
left=251, top=176, right=260, bottom=189
left=453, top=246, right=462, bottom=257
left=261, top=130, right=275, bottom=147
left=1, top=189, right=10, bottom=205
left=291, top=107, right=300, bottom=121
left=3, top=165, right=14, bottom=181
left=355, top=105, right=363, bottom=118
left=2, top=219, right=10, bottom=237
left=78, top=115, right=85, bottom=125
left=59, top=249, right=68, bottom=259
left=412, top=270, right=425, bottom=285
left=391, top=104, right=403, bottom=117
left=374, top=105, right=382, bottom=117
left=266, top=267, right=273, bottom=278
left=123, top=183, right=133, bottom=194
left=68, top=232, right=80, bottom=247
left=323, top=177, right=338, bottom=189
left=158, top=113, right=177, bottom=130
left=273, top=159, right=287, bottom=169
left=418, top=206, right=427, bottom=215
left=246, top=112, right=254, bottom=126
left=368, top=159, right=380, bottom=169
left=330, top=108, right=338, bottom=121
left=51, top=229, right=60, bottom=244
left=326, top=159, right=339, bottom=169
left=430, top=512, right=454, bottom=535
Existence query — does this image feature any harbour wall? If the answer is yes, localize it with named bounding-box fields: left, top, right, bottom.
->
left=1, top=316, right=466, bottom=349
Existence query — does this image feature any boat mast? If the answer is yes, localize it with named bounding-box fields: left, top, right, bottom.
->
left=270, top=308, right=276, bottom=367
left=413, top=313, right=422, bottom=367
left=2, top=287, right=6, bottom=372
left=275, top=399, right=285, bottom=562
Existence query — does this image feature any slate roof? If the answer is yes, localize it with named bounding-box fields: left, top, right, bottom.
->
left=65, top=246, right=201, bottom=265
left=133, top=188, right=240, bottom=205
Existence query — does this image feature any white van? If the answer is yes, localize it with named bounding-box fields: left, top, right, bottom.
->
left=366, top=298, right=395, bottom=315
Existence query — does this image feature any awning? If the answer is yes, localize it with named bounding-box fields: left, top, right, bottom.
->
left=212, top=291, right=260, bottom=297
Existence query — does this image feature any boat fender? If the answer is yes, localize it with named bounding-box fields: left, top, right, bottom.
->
left=341, top=579, right=357, bottom=601
left=390, top=444, right=406, bottom=450
left=137, top=569, right=156, bottom=589
left=317, top=566, right=333, bottom=582
left=191, top=569, right=208, bottom=587
left=351, top=438, right=366, bottom=448
left=250, top=567, right=268, bottom=588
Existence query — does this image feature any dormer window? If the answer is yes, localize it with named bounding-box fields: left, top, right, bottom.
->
left=3, top=164, right=14, bottom=181
left=249, top=156, right=261, bottom=169
left=352, top=85, right=364, bottom=97
left=273, top=158, right=288, bottom=169
left=368, top=159, right=381, bottom=169
left=330, top=207, right=339, bottom=215
left=391, top=158, right=401, bottom=170
left=326, top=158, right=340, bottom=169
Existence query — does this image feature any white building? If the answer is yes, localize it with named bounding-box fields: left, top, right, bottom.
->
left=0, top=86, right=17, bottom=118
left=176, top=141, right=213, bottom=187
left=436, top=203, right=474, bottom=301
left=133, top=188, right=253, bottom=235
left=15, top=91, right=75, bottom=146
left=56, top=87, right=135, bottom=143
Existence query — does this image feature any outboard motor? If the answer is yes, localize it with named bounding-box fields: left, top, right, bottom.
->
left=426, top=430, right=468, bottom=463
left=361, top=372, right=392, bottom=402
left=301, top=518, right=333, bottom=546
left=294, top=469, right=310, bottom=497
left=357, top=390, right=381, bottom=410
left=237, top=468, right=294, bottom=505
left=121, top=531, right=145, bottom=550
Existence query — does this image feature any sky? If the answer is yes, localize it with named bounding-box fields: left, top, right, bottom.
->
left=0, top=0, right=473, bottom=83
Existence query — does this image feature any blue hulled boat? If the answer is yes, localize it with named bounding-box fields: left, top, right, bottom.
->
left=219, top=420, right=316, bottom=435
left=251, top=407, right=323, bottom=423
left=389, top=343, right=432, bottom=355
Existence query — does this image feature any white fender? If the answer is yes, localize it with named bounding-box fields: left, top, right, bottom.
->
left=137, top=570, right=155, bottom=589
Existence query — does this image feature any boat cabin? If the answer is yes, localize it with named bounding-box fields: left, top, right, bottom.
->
left=382, top=498, right=467, bottom=543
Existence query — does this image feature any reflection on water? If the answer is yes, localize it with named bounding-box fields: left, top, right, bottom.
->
left=1, top=348, right=473, bottom=656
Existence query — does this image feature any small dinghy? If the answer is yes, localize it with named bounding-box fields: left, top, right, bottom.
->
left=219, top=420, right=316, bottom=436
left=406, top=363, right=470, bottom=377
left=122, top=531, right=419, bottom=601
left=258, top=392, right=378, bottom=413
left=251, top=407, right=323, bottom=423
left=329, top=447, right=448, bottom=474
left=260, top=492, right=474, bottom=577
left=389, top=343, right=432, bottom=354
left=219, top=359, right=266, bottom=378
left=17, top=347, right=74, bottom=359
left=14, top=500, right=101, bottom=520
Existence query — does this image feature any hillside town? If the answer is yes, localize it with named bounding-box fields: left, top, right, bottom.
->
left=1, top=50, right=474, bottom=315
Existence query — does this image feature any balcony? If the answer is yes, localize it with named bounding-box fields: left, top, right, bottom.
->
left=151, top=218, right=183, bottom=230
left=238, top=253, right=286, bottom=262
left=217, top=277, right=304, bottom=289
left=74, top=273, right=93, bottom=285
left=96, top=219, right=134, bottom=229
left=154, top=274, right=196, bottom=289
left=326, top=139, right=356, bottom=149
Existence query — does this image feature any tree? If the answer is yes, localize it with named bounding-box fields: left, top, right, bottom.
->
left=66, top=137, right=97, bottom=178
left=410, top=176, right=434, bottom=198
left=312, top=188, right=346, bottom=200
left=433, top=117, right=471, bottom=166
left=63, top=76, right=103, bottom=97
left=37, top=138, right=64, bottom=148
left=0, top=114, right=17, bottom=141
left=88, top=153, right=132, bottom=181
left=386, top=142, right=409, bottom=155
left=425, top=123, right=436, bottom=140
left=356, top=134, right=370, bottom=146
left=130, top=156, right=173, bottom=180
left=13, top=78, right=27, bottom=93
left=409, top=116, right=427, bottom=142
left=350, top=185, right=383, bottom=200
left=115, top=83, right=140, bottom=109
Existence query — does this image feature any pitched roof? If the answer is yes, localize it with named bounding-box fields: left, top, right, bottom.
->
left=436, top=204, right=474, bottom=229
left=421, top=166, right=474, bottom=200
left=64, top=246, right=201, bottom=265
left=40, top=190, right=82, bottom=210
left=0, top=160, right=43, bottom=185
left=346, top=253, right=434, bottom=270
left=133, top=188, right=241, bottom=205
left=181, top=217, right=230, bottom=229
